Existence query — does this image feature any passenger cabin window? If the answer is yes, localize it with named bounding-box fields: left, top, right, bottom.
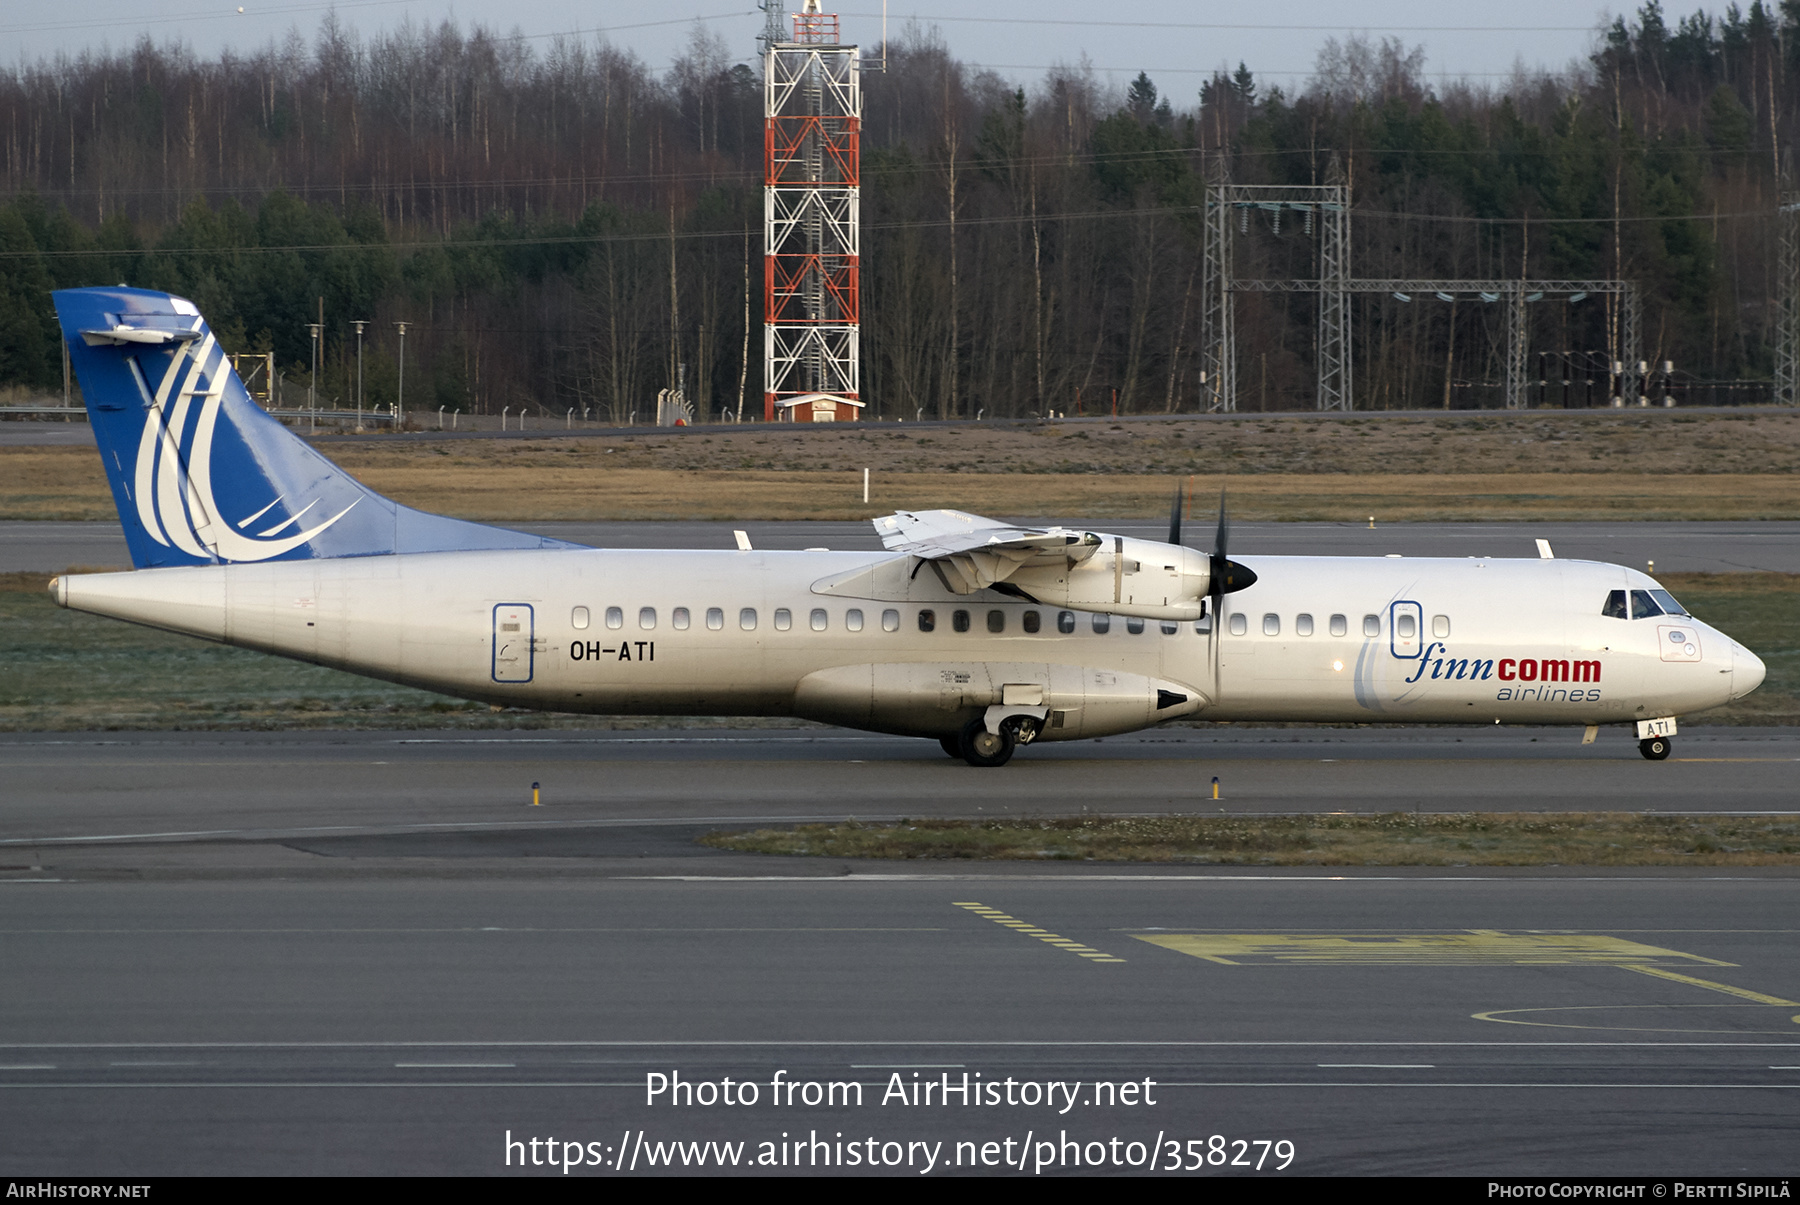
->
left=846, top=609, right=864, bottom=632
left=1126, top=617, right=1145, bottom=634
left=1362, top=614, right=1381, bottom=637
left=739, top=608, right=757, bottom=631
left=1160, top=620, right=1179, bottom=635
left=1023, top=611, right=1041, bottom=634
left=572, top=606, right=590, bottom=630
left=1228, top=613, right=1248, bottom=636
left=1262, top=613, right=1280, bottom=636
left=918, top=609, right=936, bottom=633
left=605, top=606, right=623, bottom=630
left=1091, top=614, right=1111, bottom=634
left=1329, top=614, right=1347, bottom=638
left=774, top=608, right=792, bottom=631
left=882, top=609, right=900, bottom=632
left=1396, top=613, right=1416, bottom=639
left=810, top=608, right=828, bottom=632
left=706, top=607, right=724, bottom=631
left=987, top=610, right=1005, bottom=634
left=672, top=607, right=690, bottom=631
left=639, top=607, right=656, bottom=630
left=1295, top=614, right=1314, bottom=637
left=1630, top=590, right=1663, bottom=620
left=1432, top=615, right=1450, bottom=638
left=952, top=610, right=971, bottom=633
left=1058, top=611, right=1076, bottom=634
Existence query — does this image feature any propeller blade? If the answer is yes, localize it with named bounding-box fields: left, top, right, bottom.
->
left=1167, top=483, right=1184, bottom=546
left=1210, top=488, right=1230, bottom=604
left=1213, top=487, right=1229, bottom=564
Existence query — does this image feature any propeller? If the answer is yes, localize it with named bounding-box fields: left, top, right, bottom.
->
left=1206, top=488, right=1258, bottom=701
left=1168, top=482, right=1184, bottom=547
left=1209, top=488, right=1257, bottom=609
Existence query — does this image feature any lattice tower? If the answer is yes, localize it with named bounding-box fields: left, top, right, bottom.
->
left=763, top=5, right=860, bottom=420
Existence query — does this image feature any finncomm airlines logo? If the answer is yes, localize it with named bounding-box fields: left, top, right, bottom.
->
left=1401, top=642, right=1603, bottom=703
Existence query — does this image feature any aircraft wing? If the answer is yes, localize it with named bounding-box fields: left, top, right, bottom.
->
left=873, top=510, right=1101, bottom=593
left=872, top=509, right=1216, bottom=616
left=874, top=509, right=1096, bottom=559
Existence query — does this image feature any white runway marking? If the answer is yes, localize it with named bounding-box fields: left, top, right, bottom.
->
left=1, top=1040, right=1796, bottom=1050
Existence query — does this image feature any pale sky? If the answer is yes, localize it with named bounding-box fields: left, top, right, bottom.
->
left=3, top=1, right=1624, bottom=96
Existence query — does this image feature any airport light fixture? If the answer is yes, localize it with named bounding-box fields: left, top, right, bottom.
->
left=394, top=321, right=408, bottom=428
left=352, top=320, right=366, bottom=428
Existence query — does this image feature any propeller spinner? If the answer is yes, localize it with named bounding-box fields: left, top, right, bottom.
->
left=1207, top=488, right=1257, bottom=605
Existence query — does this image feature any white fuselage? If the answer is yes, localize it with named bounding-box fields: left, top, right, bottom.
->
left=53, top=549, right=1762, bottom=739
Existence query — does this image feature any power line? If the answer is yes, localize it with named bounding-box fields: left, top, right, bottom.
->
left=0, top=198, right=1781, bottom=261
left=0, top=6, right=756, bottom=40
left=844, top=11, right=1600, bottom=34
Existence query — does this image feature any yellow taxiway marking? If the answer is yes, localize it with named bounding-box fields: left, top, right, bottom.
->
left=1619, top=965, right=1798, bottom=1005
left=1132, top=932, right=1735, bottom=967
left=952, top=902, right=1125, bottom=963
left=1132, top=931, right=1796, bottom=1016
left=1472, top=1003, right=1800, bottom=1033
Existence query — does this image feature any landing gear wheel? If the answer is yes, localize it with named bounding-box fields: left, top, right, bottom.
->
left=938, top=735, right=962, bottom=759
left=958, top=719, right=1015, bottom=768
left=1639, top=736, right=1672, bottom=761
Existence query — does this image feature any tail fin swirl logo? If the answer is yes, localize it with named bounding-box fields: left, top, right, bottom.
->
left=132, top=332, right=357, bottom=562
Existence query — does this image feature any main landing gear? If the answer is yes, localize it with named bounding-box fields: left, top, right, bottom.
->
left=1638, top=736, right=1672, bottom=761
left=953, top=714, right=1047, bottom=767
left=958, top=719, right=1016, bottom=768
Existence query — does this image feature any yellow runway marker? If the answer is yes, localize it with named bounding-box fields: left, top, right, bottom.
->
left=1620, top=964, right=1798, bottom=1005
left=952, top=902, right=1125, bottom=963
left=1472, top=1003, right=1800, bottom=1033
left=1132, top=932, right=1734, bottom=967
left=1132, top=931, right=1796, bottom=1024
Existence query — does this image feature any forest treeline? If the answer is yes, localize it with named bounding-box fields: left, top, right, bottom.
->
left=0, top=3, right=1796, bottom=416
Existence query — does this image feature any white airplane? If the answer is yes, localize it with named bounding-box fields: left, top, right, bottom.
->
left=48, top=287, right=1766, bottom=765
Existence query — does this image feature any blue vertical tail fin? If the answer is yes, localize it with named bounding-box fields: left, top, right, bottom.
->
left=53, top=287, right=574, bottom=568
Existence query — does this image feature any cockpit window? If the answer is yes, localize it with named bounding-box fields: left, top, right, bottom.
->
left=1648, top=589, right=1688, bottom=616
left=1601, top=590, right=1627, bottom=619
left=1630, top=590, right=1664, bottom=619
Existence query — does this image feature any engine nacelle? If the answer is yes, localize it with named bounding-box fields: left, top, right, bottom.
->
left=1008, top=536, right=1211, bottom=621
left=793, top=661, right=1207, bottom=739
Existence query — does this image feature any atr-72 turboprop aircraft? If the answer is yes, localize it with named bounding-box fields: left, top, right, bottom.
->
left=48, top=287, right=1766, bottom=765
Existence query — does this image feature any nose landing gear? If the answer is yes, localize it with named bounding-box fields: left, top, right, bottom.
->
left=1638, top=736, right=1672, bottom=761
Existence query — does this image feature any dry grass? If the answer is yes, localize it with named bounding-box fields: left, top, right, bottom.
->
left=7, top=448, right=1800, bottom=523
left=9, top=409, right=1800, bottom=521
left=701, top=812, right=1800, bottom=866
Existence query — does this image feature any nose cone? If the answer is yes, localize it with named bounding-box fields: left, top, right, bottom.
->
left=1733, top=643, right=1767, bottom=700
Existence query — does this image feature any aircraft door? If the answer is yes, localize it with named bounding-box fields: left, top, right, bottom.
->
left=492, top=603, right=535, bottom=683
left=1389, top=600, right=1422, bottom=659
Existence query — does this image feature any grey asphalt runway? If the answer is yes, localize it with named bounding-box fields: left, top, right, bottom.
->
left=1, top=728, right=1797, bottom=862
left=8, top=517, right=1800, bottom=574
left=5, top=508, right=1798, bottom=1175
left=2, top=874, right=1798, bottom=1175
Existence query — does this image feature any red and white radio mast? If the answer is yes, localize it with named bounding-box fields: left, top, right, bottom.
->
left=762, top=1, right=861, bottom=421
